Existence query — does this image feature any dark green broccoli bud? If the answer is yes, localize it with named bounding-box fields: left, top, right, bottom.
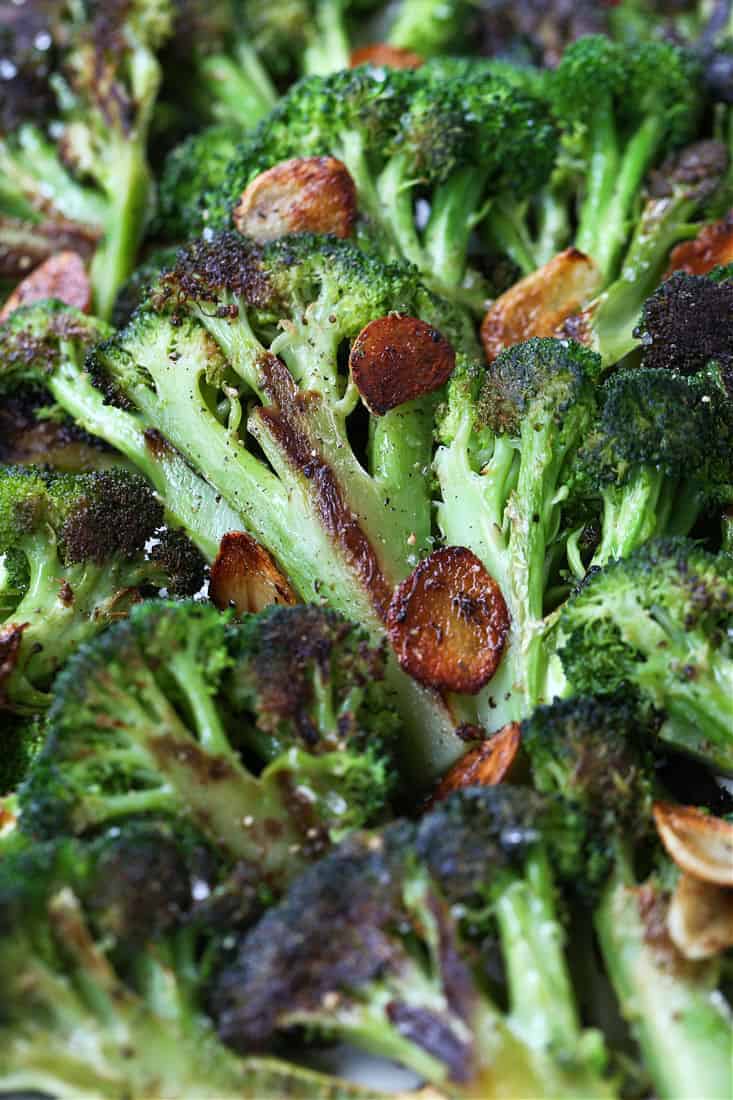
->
left=0, top=1, right=174, bottom=318
left=212, top=788, right=613, bottom=1095
left=20, top=599, right=400, bottom=884
left=147, top=528, right=207, bottom=598
left=435, top=338, right=602, bottom=735
left=571, top=365, right=733, bottom=566
left=551, top=36, right=704, bottom=282
left=558, top=538, right=733, bottom=772
left=0, top=465, right=181, bottom=711
left=90, top=230, right=477, bottom=780
left=155, top=125, right=243, bottom=242
left=0, top=713, right=45, bottom=796
left=521, top=694, right=657, bottom=890
left=634, top=266, right=733, bottom=375
left=0, top=300, right=245, bottom=559
left=574, top=139, right=731, bottom=366
left=0, top=832, right=396, bottom=1097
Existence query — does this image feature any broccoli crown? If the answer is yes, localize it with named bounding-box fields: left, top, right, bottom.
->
left=150, top=228, right=473, bottom=354
left=552, top=35, right=702, bottom=147
left=478, top=337, right=602, bottom=437
left=0, top=301, right=110, bottom=393
left=20, top=600, right=399, bottom=862
left=521, top=694, right=656, bottom=888
left=226, top=603, right=399, bottom=761
left=0, top=465, right=164, bottom=567
left=558, top=537, right=733, bottom=698
left=388, top=64, right=556, bottom=196
left=156, top=124, right=243, bottom=241
left=147, top=528, right=207, bottom=598
left=634, top=269, right=733, bottom=375
left=209, top=819, right=479, bottom=1083
left=573, top=366, right=733, bottom=494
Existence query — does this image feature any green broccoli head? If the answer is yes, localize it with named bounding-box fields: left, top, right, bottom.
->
left=521, top=694, right=657, bottom=889
left=156, top=124, right=243, bottom=241
left=479, top=337, right=603, bottom=437
left=20, top=599, right=399, bottom=882
left=558, top=538, right=733, bottom=772
left=0, top=300, right=110, bottom=393
left=634, top=267, right=733, bottom=375
left=1, top=713, right=45, bottom=796
left=0, top=465, right=204, bottom=711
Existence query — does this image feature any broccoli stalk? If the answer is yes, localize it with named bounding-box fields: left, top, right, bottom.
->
left=211, top=788, right=614, bottom=1097
left=571, top=365, right=733, bottom=569
left=596, top=863, right=733, bottom=1100
left=20, top=601, right=400, bottom=882
left=0, top=834, right=393, bottom=1099
left=0, top=302, right=245, bottom=560
left=551, top=36, right=703, bottom=285
left=521, top=692, right=733, bottom=1100
left=557, top=539, right=733, bottom=773
left=434, top=337, right=601, bottom=732
left=0, top=466, right=197, bottom=712
left=87, top=232, right=474, bottom=776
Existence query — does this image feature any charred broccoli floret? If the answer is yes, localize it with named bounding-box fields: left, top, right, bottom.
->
left=0, top=0, right=174, bottom=318
left=0, top=824, right=393, bottom=1099
left=0, top=465, right=201, bottom=712
left=435, top=337, right=601, bottom=733
left=20, top=600, right=400, bottom=884
left=0, top=300, right=245, bottom=560
left=633, top=265, right=733, bottom=375
left=557, top=538, right=733, bottom=772
left=211, top=786, right=613, bottom=1096
left=571, top=364, right=733, bottom=567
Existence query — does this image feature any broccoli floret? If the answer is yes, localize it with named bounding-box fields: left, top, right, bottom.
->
left=633, top=266, right=733, bottom=375
left=521, top=693, right=657, bottom=891
left=571, top=365, right=733, bottom=567
left=519, top=689, right=733, bottom=1100
left=211, top=787, right=613, bottom=1096
left=19, top=600, right=400, bottom=884
left=551, top=36, right=703, bottom=284
left=557, top=538, right=733, bottom=772
left=112, top=243, right=182, bottom=326
left=209, top=64, right=556, bottom=306
left=435, top=337, right=602, bottom=733
left=0, top=1, right=174, bottom=318
left=0, top=827, right=393, bottom=1098
left=156, top=125, right=243, bottom=242
left=576, top=143, right=731, bottom=366
left=0, top=301, right=245, bottom=560
left=89, top=231, right=476, bottom=778
left=0, top=465, right=200, bottom=711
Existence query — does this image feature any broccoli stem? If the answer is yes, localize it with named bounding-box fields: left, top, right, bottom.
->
left=198, top=46, right=277, bottom=126
left=595, top=868, right=733, bottom=1100
left=592, top=470, right=668, bottom=568
left=575, top=104, right=621, bottom=278
left=484, top=200, right=538, bottom=278
left=424, top=167, right=488, bottom=292
left=0, top=126, right=108, bottom=228
left=303, top=0, right=351, bottom=76
left=534, top=181, right=573, bottom=268
left=90, top=138, right=152, bottom=321
left=48, top=360, right=244, bottom=561
left=376, top=154, right=426, bottom=273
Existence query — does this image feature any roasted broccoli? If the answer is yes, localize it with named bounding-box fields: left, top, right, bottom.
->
left=211, top=786, right=614, bottom=1097
left=20, top=600, right=400, bottom=883
left=522, top=691, right=733, bottom=1100
left=0, top=0, right=173, bottom=318
left=0, top=465, right=203, bottom=712
left=435, top=336, right=602, bottom=732
left=557, top=538, right=733, bottom=772
left=571, top=364, right=733, bottom=567
left=87, top=231, right=476, bottom=775
left=633, top=264, right=733, bottom=375
left=0, top=301, right=245, bottom=560
left=0, top=824, right=394, bottom=1099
